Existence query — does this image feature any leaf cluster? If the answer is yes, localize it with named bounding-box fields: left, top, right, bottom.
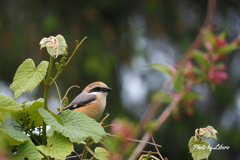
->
left=188, top=126, right=218, bottom=160
left=0, top=35, right=109, bottom=160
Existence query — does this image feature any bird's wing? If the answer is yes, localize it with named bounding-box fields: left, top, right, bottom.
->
left=62, top=92, right=96, bottom=111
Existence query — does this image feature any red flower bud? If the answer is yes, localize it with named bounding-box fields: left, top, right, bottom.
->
left=215, top=35, right=227, bottom=49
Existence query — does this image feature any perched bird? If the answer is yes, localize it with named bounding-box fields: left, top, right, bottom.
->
left=62, top=81, right=112, bottom=120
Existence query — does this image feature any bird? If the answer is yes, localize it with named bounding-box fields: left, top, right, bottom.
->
left=61, top=81, right=112, bottom=120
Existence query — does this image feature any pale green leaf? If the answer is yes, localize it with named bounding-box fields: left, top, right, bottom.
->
left=11, top=99, right=44, bottom=127
left=94, top=147, right=111, bottom=160
left=13, top=142, right=43, bottom=160
left=38, top=108, right=106, bottom=144
left=188, top=136, right=211, bottom=160
left=87, top=147, right=110, bottom=160
left=0, top=95, right=22, bottom=112
left=151, top=91, right=173, bottom=103
left=182, top=92, right=202, bottom=102
left=218, top=43, right=238, bottom=54
left=173, top=72, right=183, bottom=91
left=40, top=34, right=68, bottom=58
left=39, top=37, right=49, bottom=49
left=10, top=59, right=49, bottom=99
left=192, top=50, right=210, bottom=68
left=202, top=126, right=218, bottom=140
left=25, top=101, right=44, bottom=127
left=148, top=63, right=174, bottom=76
left=0, top=127, right=30, bottom=146
left=37, top=133, right=73, bottom=159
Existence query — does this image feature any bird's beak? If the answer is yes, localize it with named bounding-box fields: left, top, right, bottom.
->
left=104, top=87, right=112, bottom=92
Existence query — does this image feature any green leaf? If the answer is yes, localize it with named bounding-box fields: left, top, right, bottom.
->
left=0, top=127, right=30, bottom=146
left=0, top=95, right=22, bottom=112
left=151, top=91, right=173, bottom=103
left=204, top=31, right=215, bottom=47
left=173, top=72, right=183, bottom=91
left=182, top=91, right=202, bottom=102
left=38, top=108, right=106, bottom=144
left=192, top=50, right=210, bottom=68
left=0, top=136, right=12, bottom=158
left=148, top=63, right=174, bottom=76
left=201, top=126, right=218, bottom=140
left=10, top=59, right=49, bottom=99
left=87, top=147, right=110, bottom=160
left=37, top=133, right=73, bottom=159
left=218, top=43, right=238, bottom=54
left=188, top=136, right=211, bottom=160
left=40, top=34, right=68, bottom=58
left=188, top=136, right=212, bottom=160
left=11, top=99, right=44, bottom=127
left=13, top=142, right=43, bottom=160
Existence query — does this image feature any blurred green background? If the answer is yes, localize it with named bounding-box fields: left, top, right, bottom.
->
left=0, top=0, right=240, bottom=159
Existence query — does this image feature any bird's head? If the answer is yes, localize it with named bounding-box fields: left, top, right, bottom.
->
left=83, top=81, right=112, bottom=97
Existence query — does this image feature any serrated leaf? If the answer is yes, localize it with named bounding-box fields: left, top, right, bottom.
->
left=40, top=34, right=68, bottom=58
left=10, top=59, right=49, bottom=99
left=188, top=136, right=211, bottom=160
left=37, top=133, right=73, bottom=159
left=11, top=99, right=44, bottom=127
left=148, top=63, right=174, bottom=76
left=0, top=95, right=22, bottom=112
left=13, top=142, right=43, bottom=160
left=87, top=147, right=110, bottom=160
left=38, top=108, right=106, bottom=144
left=0, top=127, right=30, bottom=146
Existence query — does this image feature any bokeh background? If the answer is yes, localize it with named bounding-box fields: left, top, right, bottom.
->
left=0, top=0, right=240, bottom=159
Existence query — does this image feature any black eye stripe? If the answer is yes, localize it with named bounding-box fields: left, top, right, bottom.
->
left=90, top=87, right=103, bottom=92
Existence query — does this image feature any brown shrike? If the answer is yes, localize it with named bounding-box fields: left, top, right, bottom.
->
left=62, top=81, right=111, bottom=120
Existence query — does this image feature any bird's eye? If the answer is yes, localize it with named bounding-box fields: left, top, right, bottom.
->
left=90, top=87, right=103, bottom=92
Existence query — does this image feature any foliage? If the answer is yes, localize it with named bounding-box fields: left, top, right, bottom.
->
left=188, top=126, right=218, bottom=160
left=0, top=35, right=109, bottom=160
left=0, top=30, right=239, bottom=160
left=149, top=31, right=239, bottom=119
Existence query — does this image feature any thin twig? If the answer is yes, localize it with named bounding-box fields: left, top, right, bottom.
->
left=106, top=133, right=161, bottom=148
left=65, top=151, right=82, bottom=159
left=141, top=150, right=159, bottom=154
left=129, top=96, right=182, bottom=160
left=103, top=123, right=120, bottom=128
left=50, top=37, right=87, bottom=86
left=58, top=85, right=80, bottom=112
left=100, top=113, right=110, bottom=125
left=151, top=134, right=164, bottom=160
left=52, top=80, right=62, bottom=111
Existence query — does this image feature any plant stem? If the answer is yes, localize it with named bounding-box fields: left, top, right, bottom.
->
left=82, top=139, right=90, bottom=159
left=42, top=56, right=54, bottom=145
left=50, top=37, right=87, bottom=86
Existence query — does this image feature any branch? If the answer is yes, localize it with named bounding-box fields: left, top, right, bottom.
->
left=106, top=133, right=162, bottom=148
left=129, top=94, right=183, bottom=160
left=129, top=0, right=216, bottom=159
left=179, top=0, right=216, bottom=64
